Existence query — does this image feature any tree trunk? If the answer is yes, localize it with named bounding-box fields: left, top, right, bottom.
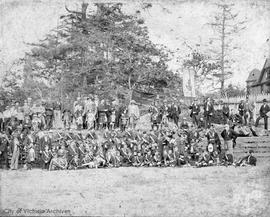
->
left=220, top=6, right=226, bottom=94
left=81, top=3, right=88, bottom=20
left=128, top=74, right=133, bottom=101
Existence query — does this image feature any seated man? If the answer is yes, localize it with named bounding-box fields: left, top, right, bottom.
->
left=196, top=150, right=211, bottom=167
left=234, top=150, right=257, bottom=167
left=132, top=151, right=142, bottom=167
left=49, top=145, right=68, bottom=171
left=144, top=150, right=153, bottom=167
left=219, top=150, right=234, bottom=166
left=167, top=149, right=177, bottom=167
left=152, top=150, right=162, bottom=167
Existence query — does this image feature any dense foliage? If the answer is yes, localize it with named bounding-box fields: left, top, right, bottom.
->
left=21, top=3, right=178, bottom=102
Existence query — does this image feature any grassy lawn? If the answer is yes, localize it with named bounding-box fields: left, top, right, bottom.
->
left=1, top=163, right=270, bottom=217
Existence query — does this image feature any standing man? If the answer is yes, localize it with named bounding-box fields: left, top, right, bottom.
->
left=205, top=124, right=221, bottom=160
left=53, top=101, right=62, bottom=129
left=97, top=100, right=108, bottom=129
left=238, top=100, right=246, bottom=125
left=189, top=99, right=200, bottom=127
left=86, top=97, right=97, bottom=130
left=23, top=100, right=32, bottom=120
left=171, top=102, right=181, bottom=127
left=10, top=132, right=20, bottom=170
left=221, top=124, right=238, bottom=158
left=0, top=100, right=5, bottom=132
left=255, top=99, right=270, bottom=130
left=128, top=100, right=140, bottom=129
left=222, top=101, right=230, bottom=125
left=83, top=97, right=92, bottom=129
left=246, top=98, right=255, bottom=125
left=0, top=134, right=9, bottom=169
left=149, top=101, right=159, bottom=130
left=74, top=97, right=84, bottom=130
left=45, top=102, right=53, bottom=130
left=204, top=98, right=214, bottom=128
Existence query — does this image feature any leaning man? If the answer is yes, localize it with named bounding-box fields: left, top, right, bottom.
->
left=255, top=99, right=270, bottom=130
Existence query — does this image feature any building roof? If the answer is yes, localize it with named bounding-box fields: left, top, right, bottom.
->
left=251, top=58, right=270, bottom=87
left=264, top=58, right=270, bottom=69
left=246, top=68, right=261, bottom=82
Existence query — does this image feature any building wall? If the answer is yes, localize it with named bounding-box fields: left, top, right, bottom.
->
left=248, top=68, right=270, bottom=94
left=262, top=84, right=270, bottom=93
left=246, top=80, right=256, bottom=87
left=249, top=85, right=262, bottom=94
left=261, top=69, right=268, bottom=83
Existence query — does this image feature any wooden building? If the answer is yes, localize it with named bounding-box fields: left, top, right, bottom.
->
left=247, top=58, right=270, bottom=94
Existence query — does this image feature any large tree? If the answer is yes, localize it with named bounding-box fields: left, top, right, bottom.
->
left=207, top=3, right=246, bottom=94
left=23, top=3, right=177, bottom=102
left=182, top=49, right=221, bottom=91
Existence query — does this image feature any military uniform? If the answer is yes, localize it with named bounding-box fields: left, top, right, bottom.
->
left=49, top=147, right=68, bottom=170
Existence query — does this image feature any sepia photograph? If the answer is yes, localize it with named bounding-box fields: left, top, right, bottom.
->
left=0, top=0, right=270, bottom=216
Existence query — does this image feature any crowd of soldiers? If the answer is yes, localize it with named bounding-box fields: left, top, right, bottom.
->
left=0, top=123, right=258, bottom=171
left=0, top=95, right=264, bottom=171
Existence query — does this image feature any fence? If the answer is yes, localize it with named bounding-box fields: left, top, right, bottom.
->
left=213, top=93, right=270, bottom=118
left=216, top=93, right=270, bottom=104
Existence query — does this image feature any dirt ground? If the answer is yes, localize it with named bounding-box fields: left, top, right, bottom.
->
left=1, top=162, right=270, bottom=217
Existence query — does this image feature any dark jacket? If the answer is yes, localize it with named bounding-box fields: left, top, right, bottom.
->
left=189, top=104, right=200, bottom=116
left=221, top=129, right=238, bottom=141
left=238, top=103, right=245, bottom=116
left=222, top=105, right=230, bottom=117
left=259, top=104, right=270, bottom=117
left=204, top=102, right=214, bottom=116
left=171, top=105, right=181, bottom=117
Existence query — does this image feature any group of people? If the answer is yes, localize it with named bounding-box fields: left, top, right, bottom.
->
left=0, top=96, right=141, bottom=133
left=0, top=115, right=257, bottom=171
left=188, top=98, right=270, bottom=130
left=148, top=97, right=269, bottom=131
left=0, top=95, right=267, bottom=171
left=237, top=98, right=270, bottom=129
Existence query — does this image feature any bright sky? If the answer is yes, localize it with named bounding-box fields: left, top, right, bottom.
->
left=0, top=0, right=270, bottom=91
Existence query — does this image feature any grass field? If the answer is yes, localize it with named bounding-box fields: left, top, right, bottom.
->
left=1, top=162, right=270, bottom=217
